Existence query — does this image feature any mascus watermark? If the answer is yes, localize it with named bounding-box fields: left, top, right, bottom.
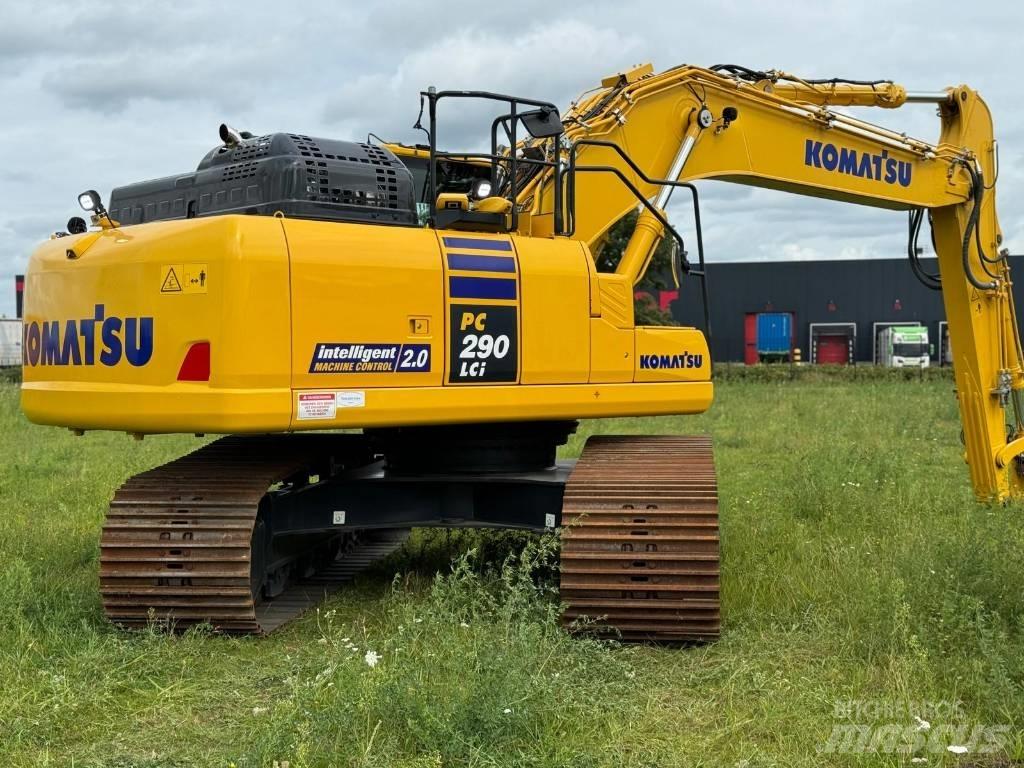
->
left=820, top=700, right=1010, bottom=756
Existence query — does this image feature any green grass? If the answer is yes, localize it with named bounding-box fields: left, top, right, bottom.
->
left=2, top=377, right=1023, bottom=767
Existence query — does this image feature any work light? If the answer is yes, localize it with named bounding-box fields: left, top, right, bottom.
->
left=78, top=190, right=102, bottom=212
left=469, top=178, right=493, bottom=200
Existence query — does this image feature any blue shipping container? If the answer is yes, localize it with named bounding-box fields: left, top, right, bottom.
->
left=757, top=312, right=791, bottom=354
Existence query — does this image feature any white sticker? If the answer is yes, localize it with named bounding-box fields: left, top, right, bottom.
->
left=545, top=513, right=556, bottom=529
left=333, top=510, right=346, bottom=525
left=297, top=392, right=337, bottom=420
left=336, top=391, right=366, bottom=408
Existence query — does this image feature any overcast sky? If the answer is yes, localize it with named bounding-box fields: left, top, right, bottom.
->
left=2, top=0, right=1022, bottom=317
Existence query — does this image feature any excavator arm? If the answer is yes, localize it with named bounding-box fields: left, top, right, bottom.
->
left=521, top=63, right=1024, bottom=503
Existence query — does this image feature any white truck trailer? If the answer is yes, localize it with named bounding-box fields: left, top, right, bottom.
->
left=0, top=319, right=23, bottom=367
left=878, top=325, right=930, bottom=368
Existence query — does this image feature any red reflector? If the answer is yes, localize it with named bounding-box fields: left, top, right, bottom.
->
left=177, top=342, right=210, bottom=382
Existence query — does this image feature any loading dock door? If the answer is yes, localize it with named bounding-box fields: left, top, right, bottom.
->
left=816, top=334, right=849, bottom=365
left=744, top=313, right=758, bottom=365
left=810, top=322, right=856, bottom=365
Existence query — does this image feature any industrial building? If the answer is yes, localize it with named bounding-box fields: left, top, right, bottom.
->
left=12, top=258, right=1024, bottom=368
left=666, top=256, right=1024, bottom=364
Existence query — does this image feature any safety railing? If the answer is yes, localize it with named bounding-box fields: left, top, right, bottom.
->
left=563, top=138, right=712, bottom=341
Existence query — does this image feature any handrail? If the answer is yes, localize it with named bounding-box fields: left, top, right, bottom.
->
left=563, top=139, right=712, bottom=341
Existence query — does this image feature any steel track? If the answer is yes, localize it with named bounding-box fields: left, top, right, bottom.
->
left=100, top=435, right=407, bottom=634
left=100, top=432, right=719, bottom=641
left=559, top=435, right=720, bottom=642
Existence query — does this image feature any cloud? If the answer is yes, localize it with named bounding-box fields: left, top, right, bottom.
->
left=322, top=19, right=642, bottom=147
left=42, top=49, right=253, bottom=114
left=3, top=0, right=1024, bottom=319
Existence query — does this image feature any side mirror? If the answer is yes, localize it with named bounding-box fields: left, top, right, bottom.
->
left=521, top=107, right=563, bottom=139
left=67, top=216, right=88, bottom=235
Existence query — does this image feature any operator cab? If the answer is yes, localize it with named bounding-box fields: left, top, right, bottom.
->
left=381, top=145, right=493, bottom=225
left=412, top=89, right=565, bottom=234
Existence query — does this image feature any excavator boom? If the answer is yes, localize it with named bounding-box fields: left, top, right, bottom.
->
left=517, top=63, right=1023, bottom=502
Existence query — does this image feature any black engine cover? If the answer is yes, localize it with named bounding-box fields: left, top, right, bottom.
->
left=108, top=133, right=417, bottom=227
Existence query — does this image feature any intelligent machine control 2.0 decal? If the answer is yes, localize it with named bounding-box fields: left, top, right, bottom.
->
left=309, top=343, right=430, bottom=373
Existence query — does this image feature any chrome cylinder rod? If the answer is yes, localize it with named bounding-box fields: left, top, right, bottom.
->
left=904, top=91, right=952, bottom=103
left=655, top=132, right=697, bottom=209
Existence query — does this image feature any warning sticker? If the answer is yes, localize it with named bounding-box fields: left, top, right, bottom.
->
left=182, top=263, right=208, bottom=293
left=161, top=267, right=182, bottom=293
left=297, top=392, right=337, bottom=421
left=161, top=263, right=208, bottom=294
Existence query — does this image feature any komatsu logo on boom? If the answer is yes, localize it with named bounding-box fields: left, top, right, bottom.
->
left=22, top=304, right=154, bottom=367
left=804, top=139, right=912, bottom=187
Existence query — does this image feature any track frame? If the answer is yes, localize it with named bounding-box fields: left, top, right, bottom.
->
left=265, top=462, right=571, bottom=534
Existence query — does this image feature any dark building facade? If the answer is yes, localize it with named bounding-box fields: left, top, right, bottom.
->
left=667, top=256, right=1024, bottom=363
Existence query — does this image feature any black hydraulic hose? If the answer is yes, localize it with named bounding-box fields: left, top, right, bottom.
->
left=966, top=165, right=1006, bottom=266
left=978, top=242, right=1002, bottom=282
left=912, top=210, right=944, bottom=287
left=908, top=208, right=941, bottom=290
left=577, top=82, right=627, bottom=123
left=798, top=77, right=892, bottom=86
left=960, top=163, right=1003, bottom=264
left=961, top=163, right=998, bottom=291
left=709, top=64, right=770, bottom=81
left=928, top=211, right=939, bottom=257
left=709, top=64, right=891, bottom=88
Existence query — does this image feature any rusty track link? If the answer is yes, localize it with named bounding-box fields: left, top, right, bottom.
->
left=100, top=435, right=407, bottom=634
left=559, top=435, right=720, bottom=642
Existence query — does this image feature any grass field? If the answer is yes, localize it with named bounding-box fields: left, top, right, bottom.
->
left=2, top=375, right=1023, bottom=767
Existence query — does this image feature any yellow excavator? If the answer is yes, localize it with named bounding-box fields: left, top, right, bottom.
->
left=20, top=62, right=1024, bottom=641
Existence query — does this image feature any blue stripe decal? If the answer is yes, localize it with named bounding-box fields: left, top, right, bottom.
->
left=449, top=276, right=517, bottom=300
left=442, top=237, right=513, bottom=252
left=446, top=253, right=516, bottom=273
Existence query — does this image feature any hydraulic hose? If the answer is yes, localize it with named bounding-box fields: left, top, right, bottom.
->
left=907, top=208, right=941, bottom=290
left=961, top=162, right=998, bottom=291
left=708, top=64, right=891, bottom=88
